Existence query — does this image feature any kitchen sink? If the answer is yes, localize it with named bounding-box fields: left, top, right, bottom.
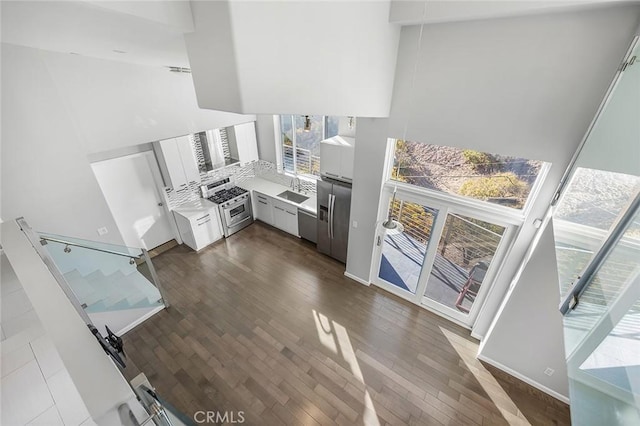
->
left=277, top=190, right=309, bottom=204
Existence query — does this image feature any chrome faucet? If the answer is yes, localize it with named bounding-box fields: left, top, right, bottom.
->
left=290, top=176, right=301, bottom=192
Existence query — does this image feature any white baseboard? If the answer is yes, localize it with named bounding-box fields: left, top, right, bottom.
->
left=477, top=353, right=570, bottom=405
left=115, top=305, right=165, bottom=336
left=344, top=271, right=370, bottom=286
left=470, top=331, right=484, bottom=341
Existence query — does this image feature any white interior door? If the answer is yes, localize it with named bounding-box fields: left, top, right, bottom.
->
left=91, top=151, right=174, bottom=250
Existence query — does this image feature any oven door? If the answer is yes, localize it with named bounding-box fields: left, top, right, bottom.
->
left=224, top=198, right=251, bottom=227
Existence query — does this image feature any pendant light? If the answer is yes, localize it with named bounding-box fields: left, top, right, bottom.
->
left=303, top=115, right=311, bottom=132
left=381, top=187, right=404, bottom=235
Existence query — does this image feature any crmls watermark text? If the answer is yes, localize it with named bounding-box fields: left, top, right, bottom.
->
left=194, top=411, right=245, bottom=424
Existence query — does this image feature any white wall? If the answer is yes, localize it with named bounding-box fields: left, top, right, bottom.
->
left=346, top=118, right=390, bottom=282
left=389, top=5, right=640, bottom=163
left=186, top=1, right=401, bottom=116
left=255, top=115, right=278, bottom=164
left=479, top=221, right=570, bottom=401
left=1, top=43, right=254, bottom=244
left=344, top=5, right=640, bottom=291
left=387, top=5, right=640, bottom=343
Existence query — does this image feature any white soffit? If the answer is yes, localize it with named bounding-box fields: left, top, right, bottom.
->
left=1, top=1, right=190, bottom=68
left=186, top=0, right=401, bottom=117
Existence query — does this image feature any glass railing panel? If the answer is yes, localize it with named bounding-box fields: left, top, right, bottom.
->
left=40, top=232, right=143, bottom=258
left=579, top=295, right=640, bottom=395
left=39, top=234, right=162, bottom=315
left=553, top=168, right=640, bottom=301
left=561, top=207, right=640, bottom=356
left=568, top=294, right=640, bottom=425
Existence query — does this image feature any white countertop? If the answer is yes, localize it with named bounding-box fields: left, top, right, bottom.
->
left=238, top=177, right=317, bottom=215
left=171, top=198, right=218, bottom=219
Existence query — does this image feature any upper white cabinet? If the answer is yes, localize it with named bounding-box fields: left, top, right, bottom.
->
left=228, top=122, right=259, bottom=165
left=320, top=136, right=355, bottom=182
left=175, top=135, right=201, bottom=184
left=153, top=136, right=201, bottom=190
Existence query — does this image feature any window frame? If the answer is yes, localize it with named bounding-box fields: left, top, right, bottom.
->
left=372, top=138, right=552, bottom=328
left=387, top=138, right=551, bottom=217
left=274, top=115, right=335, bottom=179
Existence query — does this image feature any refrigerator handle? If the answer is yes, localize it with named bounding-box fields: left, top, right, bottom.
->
left=327, top=193, right=332, bottom=239
left=330, top=194, right=335, bottom=239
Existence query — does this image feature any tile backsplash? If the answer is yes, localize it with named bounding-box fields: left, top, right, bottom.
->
left=165, top=160, right=317, bottom=209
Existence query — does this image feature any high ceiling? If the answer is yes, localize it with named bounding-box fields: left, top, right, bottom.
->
left=1, top=1, right=191, bottom=68
left=1, top=1, right=619, bottom=71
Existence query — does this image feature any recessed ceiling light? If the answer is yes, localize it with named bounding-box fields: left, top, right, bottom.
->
left=113, top=50, right=127, bottom=54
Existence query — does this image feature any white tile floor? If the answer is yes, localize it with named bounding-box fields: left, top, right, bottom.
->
left=1, top=254, right=93, bottom=426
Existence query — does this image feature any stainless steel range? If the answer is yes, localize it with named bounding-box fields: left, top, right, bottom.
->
left=201, top=178, right=253, bottom=237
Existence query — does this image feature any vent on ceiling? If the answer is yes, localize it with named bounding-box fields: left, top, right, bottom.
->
left=167, top=66, right=191, bottom=74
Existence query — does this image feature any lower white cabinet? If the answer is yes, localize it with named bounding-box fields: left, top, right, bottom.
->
left=172, top=200, right=223, bottom=251
left=253, top=191, right=298, bottom=236
left=273, top=199, right=299, bottom=236
left=254, top=192, right=274, bottom=226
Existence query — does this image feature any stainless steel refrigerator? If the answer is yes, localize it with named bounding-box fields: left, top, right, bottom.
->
left=317, top=179, right=352, bottom=263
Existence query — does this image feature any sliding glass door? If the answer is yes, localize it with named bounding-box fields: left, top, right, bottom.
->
left=375, top=194, right=441, bottom=296
left=421, top=212, right=508, bottom=324
left=372, top=187, right=514, bottom=327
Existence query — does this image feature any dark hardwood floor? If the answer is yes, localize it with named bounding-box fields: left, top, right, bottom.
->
left=121, top=221, right=570, bottom=425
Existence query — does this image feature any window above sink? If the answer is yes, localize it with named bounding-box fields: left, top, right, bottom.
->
left=276, top=115, right=339, bottom=178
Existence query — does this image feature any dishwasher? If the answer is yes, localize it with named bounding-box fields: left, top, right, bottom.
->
left=298, top=209, right=317, bottom=244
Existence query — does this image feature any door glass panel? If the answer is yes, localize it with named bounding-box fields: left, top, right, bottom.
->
left=424, top=213, right=505, bottom=313
left=378, top=198, right=438, bottom=294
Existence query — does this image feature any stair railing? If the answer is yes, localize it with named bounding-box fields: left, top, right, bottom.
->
left=37, top=231, right=170, bottom=309
left=17, top=217, right=93, bottom=325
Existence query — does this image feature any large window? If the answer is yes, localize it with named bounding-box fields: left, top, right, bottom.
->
left=279, top=115, right=339, bottom=176
left=391, top=139, right=546, bottom=209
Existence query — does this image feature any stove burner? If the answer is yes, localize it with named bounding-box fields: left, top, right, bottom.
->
left=207, top=186, right=248, bottom=204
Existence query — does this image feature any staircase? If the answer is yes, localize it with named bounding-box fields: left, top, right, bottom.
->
left=37, top=232, right=167, bottom=336
left=63, top=269, right=161, bottom=313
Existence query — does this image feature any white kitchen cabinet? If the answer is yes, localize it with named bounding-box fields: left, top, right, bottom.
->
left=252, top=191, right=298, bottom=236
left=176, top=135, right=201, bottom=185
left=172, top=200, right=223, bottom=251
left=272, top=198, right=299, bottom=236
left=320, top=136, right=355, bottom=182
left=254, top=191, right=274, bottom=226
left=228, top=122, right=259, bottom=165
left=153, top=137, right=201, bottom=190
